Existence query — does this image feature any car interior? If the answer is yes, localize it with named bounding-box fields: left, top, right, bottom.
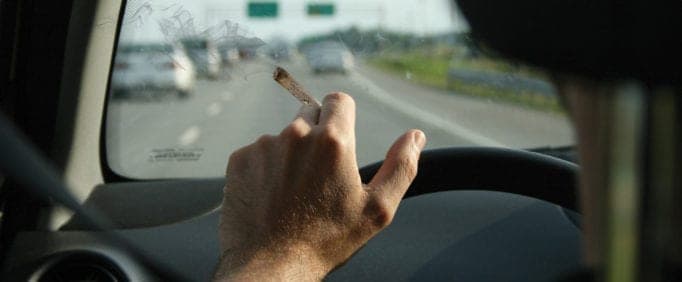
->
left=0, top=0, right=680, bottom=281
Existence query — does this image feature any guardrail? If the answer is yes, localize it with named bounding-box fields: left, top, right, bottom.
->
left=447, top=68, right=556, bottom=95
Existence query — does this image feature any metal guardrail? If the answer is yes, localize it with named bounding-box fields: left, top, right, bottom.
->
left=447, top=68, right=556, bottom=95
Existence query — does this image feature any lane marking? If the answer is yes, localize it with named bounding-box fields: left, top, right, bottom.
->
left=206, top=102, right=222, bottom=116
left=221, top=91, right=235, bottom=101
left=348, top=72, right=507, bottom=147
left=178, top=126, right=201, bottom=146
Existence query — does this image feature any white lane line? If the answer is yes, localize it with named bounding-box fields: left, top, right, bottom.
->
left=178, top=126, right=201, bottom=146
left=348, top=72, right=507, bottom=147
left=206, top=102, right=223, bottom=116
left=221, top=91, right=235, bottom=101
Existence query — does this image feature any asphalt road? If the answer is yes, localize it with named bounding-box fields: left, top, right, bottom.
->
left=106, top=58, right=574, bottom=179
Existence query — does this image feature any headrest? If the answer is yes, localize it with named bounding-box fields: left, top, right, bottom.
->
left=455, top=0, right=682, bottom=85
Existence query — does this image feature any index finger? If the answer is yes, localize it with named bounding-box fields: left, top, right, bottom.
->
left=318, top=92, right=356, bottom=133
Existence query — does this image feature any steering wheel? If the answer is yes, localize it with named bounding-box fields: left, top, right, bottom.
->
left=328, top=147, right=582, bottom=282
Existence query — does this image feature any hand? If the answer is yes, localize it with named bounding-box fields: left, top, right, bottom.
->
left=214, top=92, right=426, bottom=281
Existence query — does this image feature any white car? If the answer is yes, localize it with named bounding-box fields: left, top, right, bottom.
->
left=181, top=38, right=222, bottom=79
left=111, top=43, right=196, bottom=98
left=305, top=41, right=355, bottom=74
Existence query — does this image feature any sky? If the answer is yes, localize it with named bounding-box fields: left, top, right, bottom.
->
left=120, top=0, right=469, bottom=44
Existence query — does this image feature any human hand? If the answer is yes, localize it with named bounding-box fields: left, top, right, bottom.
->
left=214, top=92, right=426, bottom=281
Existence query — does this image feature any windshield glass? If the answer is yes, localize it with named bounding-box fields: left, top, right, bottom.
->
left=106, top=0, right=574, bottom=179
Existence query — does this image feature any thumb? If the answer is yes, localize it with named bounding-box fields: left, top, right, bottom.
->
left=368, top=129, right=426, bottom=207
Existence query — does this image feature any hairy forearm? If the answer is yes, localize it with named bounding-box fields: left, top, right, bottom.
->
left=213, top=246, right=328, bottom=282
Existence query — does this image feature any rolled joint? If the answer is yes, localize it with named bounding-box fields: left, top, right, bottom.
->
left=273, top=66, right=321, bottom=108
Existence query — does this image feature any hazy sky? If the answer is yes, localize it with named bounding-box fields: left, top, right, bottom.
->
left=121, top=0, right=469, bottom=43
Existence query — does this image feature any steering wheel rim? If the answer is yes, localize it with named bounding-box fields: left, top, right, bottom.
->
left=359, top=147, right=579, bottom=211
left=326, top=147, right=582, bottom=282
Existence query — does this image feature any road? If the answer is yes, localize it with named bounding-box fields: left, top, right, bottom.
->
left=106, top=57, right=574, bottom=179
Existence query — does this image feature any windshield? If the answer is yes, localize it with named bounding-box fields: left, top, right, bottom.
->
left=106, top=0, right=574, bottom=179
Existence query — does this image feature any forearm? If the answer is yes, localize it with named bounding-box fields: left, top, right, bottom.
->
left=213, top=246, right=328, bottom=282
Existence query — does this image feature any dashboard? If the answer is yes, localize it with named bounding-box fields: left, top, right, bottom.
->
left=2, top=148, right=582, bottom=281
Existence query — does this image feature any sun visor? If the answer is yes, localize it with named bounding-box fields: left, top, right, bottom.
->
left=455, top=0, right=682, bottom=85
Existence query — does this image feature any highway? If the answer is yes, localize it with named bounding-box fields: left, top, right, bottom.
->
left=106, top=57, right=574, bottom=179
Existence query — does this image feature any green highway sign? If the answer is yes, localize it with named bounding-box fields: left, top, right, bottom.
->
left=307, top=3, right=335, bottom=16
left=248, top=2, right=278, bottom=18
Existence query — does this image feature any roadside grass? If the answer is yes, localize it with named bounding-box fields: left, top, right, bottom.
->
left=369, top=51, right=451, bottom=88
left=367, top=51, right=563, bottom=112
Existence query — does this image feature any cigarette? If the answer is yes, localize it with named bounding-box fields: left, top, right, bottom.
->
left=273, top=66, right=321, bottom=108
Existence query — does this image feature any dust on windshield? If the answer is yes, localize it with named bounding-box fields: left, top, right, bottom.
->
left=106, top=0, right=574, bottom=179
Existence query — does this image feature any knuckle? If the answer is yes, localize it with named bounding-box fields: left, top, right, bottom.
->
left=256, top=134, right=274, bottom=146
left=282, top=120, right=308, bottom=140
left=365, top=199, right=394, bottom=229
left=318, top=127, right=346, bottom=152
left=228, top=153, right=239, bottom=164
left=227, top=148, right=247, bottom=168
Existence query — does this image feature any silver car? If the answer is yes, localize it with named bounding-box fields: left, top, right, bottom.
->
left=305, top=41, right=355, bottom=74
left=181, top=38, right=222, bottom=79
left=110, top=43, right=196, bottom=99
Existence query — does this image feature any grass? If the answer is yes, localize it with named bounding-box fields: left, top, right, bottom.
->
left=369, top=52, right=451, bottom=88
left=367, top=50, right=563, bottom=112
